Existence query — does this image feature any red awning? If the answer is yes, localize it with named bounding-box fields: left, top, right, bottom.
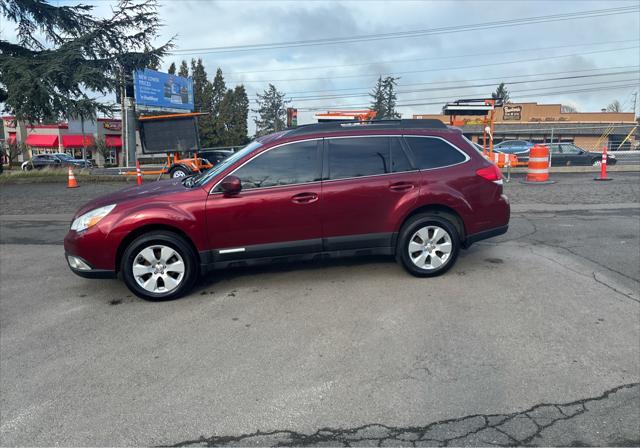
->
left=61, top=135, right=95, bottom=148
left=7, top=133, right=16, bottom=145
left=105, top=135, right=122, bottom=148
left=25, top=134, right=59, bottom=147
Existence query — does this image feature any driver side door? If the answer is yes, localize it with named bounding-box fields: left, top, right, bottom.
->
left=204, top=139, right=323, bottom=263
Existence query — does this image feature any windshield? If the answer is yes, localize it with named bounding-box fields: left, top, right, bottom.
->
left=192, top=140, right=263, bottom=187
left=56, top=153, right=73, bottom=160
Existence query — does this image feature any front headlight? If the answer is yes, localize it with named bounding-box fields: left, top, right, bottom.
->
left=609, top=154, right=616, bottom=159
left=70, top=204, right=116, bottom=232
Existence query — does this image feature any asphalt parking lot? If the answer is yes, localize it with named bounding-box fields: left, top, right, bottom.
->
left=1, top=172, right=639, bottom=446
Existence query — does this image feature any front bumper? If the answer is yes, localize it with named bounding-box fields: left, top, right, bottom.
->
left=65, top=253, right=116, bottom=278
left=64, top=225, right=119, bottom=278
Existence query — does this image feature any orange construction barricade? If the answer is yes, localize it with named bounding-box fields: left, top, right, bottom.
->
left=525, top=145, right=552, bottom=183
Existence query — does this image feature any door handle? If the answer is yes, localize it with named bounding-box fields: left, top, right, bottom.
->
left=291, top=192, right=318, bottom=204
left=389, top=182, right=415, bottom=192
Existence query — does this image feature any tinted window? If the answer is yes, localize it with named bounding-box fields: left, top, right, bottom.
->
left=391, top=137, right=412, bottom=172
left=328, top=137, right=389, bottom=180
left=327, top=137, right=412, bottom=180
left=232, top=140, right=320, bottom=190
left=404, top=136, right=467, bottom=169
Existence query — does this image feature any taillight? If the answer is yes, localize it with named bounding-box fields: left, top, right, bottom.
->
left=476, top=165, right=503, bottom=184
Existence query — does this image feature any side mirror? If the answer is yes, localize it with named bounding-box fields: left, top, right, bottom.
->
left=220, top=175, right=242, bottom=195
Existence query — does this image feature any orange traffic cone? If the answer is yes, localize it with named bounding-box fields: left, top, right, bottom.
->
left=67, top=166, right=79, bottom=188
left=136, top=160, right=142, bottom=186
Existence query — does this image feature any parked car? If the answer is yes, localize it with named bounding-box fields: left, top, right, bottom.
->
left=493, top=140, right=535, bottom=163
left=64, top=120, right=510, bottom=300
left=21, top=153, right=93, bottom=171
left=548, top=143, right=616, bottom=166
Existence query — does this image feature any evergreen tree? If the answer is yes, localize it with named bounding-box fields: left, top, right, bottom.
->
left=209, top=68, right=227, bottom=145
left=382, top=76, right=401, bottom=119
left=253, top=84, right=288, bottom=136
left=190, top=59, right=215, bottom=147
left=230, top=85, right=249, bottom=144
left=216, top=85, right=249, bottom=146
left=168, top=62, right=176, bottom=74
left=178, top=60, right=189, bottom=78
left=0, top=0, right=171, bottom=121
left=492, top=82, right=510, bottom=103
left=370, top=77, right=386, bottom=119
left=370, top=76, right=400, bottom=119
left=211, top=69, right=227, bottom=118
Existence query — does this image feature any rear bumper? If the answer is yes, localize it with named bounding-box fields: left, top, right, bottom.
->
left=463, top=225, right=508, bottom=248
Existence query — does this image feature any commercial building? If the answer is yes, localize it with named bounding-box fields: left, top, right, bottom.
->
left=414, top=102, right=638, bottom=151
left=2, top=116, right=123, bottom=166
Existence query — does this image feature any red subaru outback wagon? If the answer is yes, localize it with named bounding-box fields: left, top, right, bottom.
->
left=64, top=120, right=509, bottom=300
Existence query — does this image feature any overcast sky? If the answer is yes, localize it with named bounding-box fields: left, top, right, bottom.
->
left=4, top=0, right=640, bottom=130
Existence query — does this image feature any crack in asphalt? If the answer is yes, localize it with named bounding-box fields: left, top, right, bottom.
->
left=165, top=383, right=639, bottom=447
left=524, top=246, right=639, bottom=305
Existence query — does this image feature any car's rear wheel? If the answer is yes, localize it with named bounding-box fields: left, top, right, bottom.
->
left=592, top=159, right=602, bottom=167
left=121, top=231, right=198, bottom=300
left=397, top=213, right=460, bottom=277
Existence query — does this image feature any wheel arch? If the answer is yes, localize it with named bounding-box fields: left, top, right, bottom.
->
left=115, top=224, right=200, bottom=273
left=399, top=204, right=466, bottom=242
left=168, top=164, right=192, bottom=174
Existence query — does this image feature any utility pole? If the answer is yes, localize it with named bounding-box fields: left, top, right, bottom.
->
left=81, top=116, right=87, bottom=161
left=632, top=92, right=638, bottom=119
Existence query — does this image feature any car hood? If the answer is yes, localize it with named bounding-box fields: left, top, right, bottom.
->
left=74, top=179, right=190, bottom=218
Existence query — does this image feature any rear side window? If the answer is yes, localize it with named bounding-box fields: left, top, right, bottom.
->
left=232, top=140, right=320, bottom=190
left=328, top=137, right=413, bottom=180
left=404, top=136, right=467, bottom=169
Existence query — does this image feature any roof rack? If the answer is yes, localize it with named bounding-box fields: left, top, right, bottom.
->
left=286, top=119, right=447, bottom=136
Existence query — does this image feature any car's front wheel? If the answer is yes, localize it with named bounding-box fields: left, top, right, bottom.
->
left=397, top=213, right=460, bottom=277
left=121, top=231, right=198, bottom=300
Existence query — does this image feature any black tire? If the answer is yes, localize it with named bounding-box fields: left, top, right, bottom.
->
left=396, top=213, right=460, bottom=277
left=121, top=231, right=198, bottom=301
left=169, top=165, right=191, bottom=178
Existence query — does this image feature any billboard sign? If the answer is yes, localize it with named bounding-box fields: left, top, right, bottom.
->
left=133, top=69, right=194, bottom=111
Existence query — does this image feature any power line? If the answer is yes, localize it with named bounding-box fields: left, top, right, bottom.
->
left=297, top=82, right=640, bottom=111
left=170, top=6, right=638, bottom=55
left=276, top=71, right=639, bottom=102
left=224, top=39, right=637, bottom=76
left=228, top=46, right=639, bottom=83
left=283, top=66, right=640, bottom=95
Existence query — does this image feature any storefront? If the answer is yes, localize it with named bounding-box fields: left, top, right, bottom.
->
left=2, top=116, right=123, bottom=166
left=414, top=102, right=638, bottom=151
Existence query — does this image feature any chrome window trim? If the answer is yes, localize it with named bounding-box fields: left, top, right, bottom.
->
left=209, top=137, right=323, bottom=194
left=209, top=133, right=471, bottom=194
left=402, top=135, right=471, bottom=171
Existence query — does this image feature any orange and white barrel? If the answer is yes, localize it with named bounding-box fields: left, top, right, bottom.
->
left=526, top=145, right=550, bottom=182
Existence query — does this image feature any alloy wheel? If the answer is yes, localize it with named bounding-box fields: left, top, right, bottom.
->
left=132, top=245, right=185, bottom=293
left=407, top=225, right=453, bottom=270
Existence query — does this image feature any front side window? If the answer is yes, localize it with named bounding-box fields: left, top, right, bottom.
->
left=232, top=140, right=320, bottom=190
left=327, top=137, right=412, bottom=180
left=404, top=136, right=467, bottom=169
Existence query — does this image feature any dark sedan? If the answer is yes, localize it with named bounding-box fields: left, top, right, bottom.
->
left=21, top=153, right=94, bottom=171
left=548, top=143, right=617, bottom=167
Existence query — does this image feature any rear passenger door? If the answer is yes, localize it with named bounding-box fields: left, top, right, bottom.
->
left=321, top=136, right=419, bottom=251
